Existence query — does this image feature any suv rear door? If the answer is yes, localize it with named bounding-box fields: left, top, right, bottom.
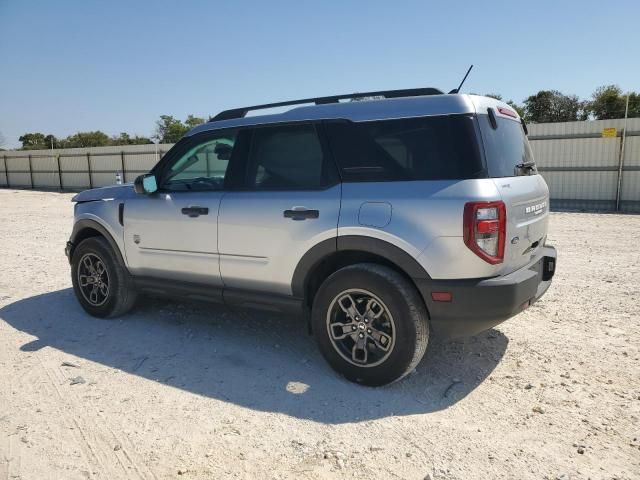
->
left=477, top=108, right=550, bottom=274
left=217, top=122, right=341, bottom=296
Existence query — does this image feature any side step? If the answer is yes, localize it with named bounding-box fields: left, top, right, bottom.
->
left=132, top=276, right=305, bottom=316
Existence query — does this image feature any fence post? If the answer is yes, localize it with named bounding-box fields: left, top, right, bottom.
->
left=56, top=154, right=63, bottom=191
left=28, top=154, right=34, bottom=189
left=87, top=152, right=93, bottom=189
left=614, top=95, right=630, bottom=212
left=2, top=154, right=7, bottom=188
left=120, top=151, right=126, bottom=183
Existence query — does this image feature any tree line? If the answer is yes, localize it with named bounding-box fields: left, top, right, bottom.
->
left=11, top=84, right=640, bottom=151
left=16, top=114, right=207, bottom=151
left=481, top=84, right=638, bottom=123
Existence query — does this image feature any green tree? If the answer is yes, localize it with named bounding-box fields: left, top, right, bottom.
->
left=155, top=115, right=188, bottom=143
left=111, top=132, right=153, bottom=146
left=184, top=115, right=205, bottom=129
left=19, top=132, right=48, bottom=149
left=522, top=90, right=588, bottom=123
left=60, top=131, right=111, bottom=148
left=587, top=85, right=640, bottom=119
left=44, top=134, right=59, bottom=149
left=155, top=115, right=205, bottom=143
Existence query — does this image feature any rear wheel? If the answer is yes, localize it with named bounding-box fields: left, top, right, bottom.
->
left=71, top=236, right=137, bottom=318
left=312, top=263, right=429, bottom=386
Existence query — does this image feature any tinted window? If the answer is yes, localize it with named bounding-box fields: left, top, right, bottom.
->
left=162, top=131, right=237, bottom=190
left=325, top=115, right=484, bottom=182
left=246, top=124, right=332, bottom=190
left=478, top=114, right=536, bottom=177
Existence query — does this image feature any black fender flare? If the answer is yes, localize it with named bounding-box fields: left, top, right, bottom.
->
left=69, top=219, right=128, bottom=270
left=291, top=235, right=431, bottom=299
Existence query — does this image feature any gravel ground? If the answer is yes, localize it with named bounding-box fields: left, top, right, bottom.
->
left=0, top=189, right=638, bottom=480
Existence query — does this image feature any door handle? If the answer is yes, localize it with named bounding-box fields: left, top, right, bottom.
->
left=283, top=208, right=319, bottom=220
left=181, top=206, right=209, bottom=218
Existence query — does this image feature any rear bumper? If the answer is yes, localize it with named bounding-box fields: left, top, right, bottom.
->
left=415, top=245, right=557, bottom=339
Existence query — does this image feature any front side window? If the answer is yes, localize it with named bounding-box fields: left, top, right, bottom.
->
left=161, top=131, right=237, bottom=190
left=325, top=115, right=485, bottom=182
left=245, top=124, right=332, bottom=190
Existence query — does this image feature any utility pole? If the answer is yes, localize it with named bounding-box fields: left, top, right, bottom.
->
left=615, top=94, right=630, bottom=212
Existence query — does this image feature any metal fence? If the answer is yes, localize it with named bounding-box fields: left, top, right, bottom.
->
left=528, top=117, right=640, bottom=213
left=0, top=143, right=173, bottom=191
left=1, top=118, right=639, bottom=213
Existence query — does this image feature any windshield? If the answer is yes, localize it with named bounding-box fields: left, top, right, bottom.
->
left=478, top=114, right=536, bottom=177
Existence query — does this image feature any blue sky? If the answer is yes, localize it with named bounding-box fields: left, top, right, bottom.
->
left=1, top=0, right=638, bottom=148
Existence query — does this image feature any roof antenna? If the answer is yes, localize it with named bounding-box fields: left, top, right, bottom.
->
left=449, top=65, right=473, bottom=94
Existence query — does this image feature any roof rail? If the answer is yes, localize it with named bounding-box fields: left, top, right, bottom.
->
left=210, top=87, right=445, bottom=121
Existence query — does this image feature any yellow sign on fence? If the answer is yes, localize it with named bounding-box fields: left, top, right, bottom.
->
left=602, top=127, right=617, bottom=138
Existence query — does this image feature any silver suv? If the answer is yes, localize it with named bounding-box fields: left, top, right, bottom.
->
left=66, top=88, right=557, bottom=386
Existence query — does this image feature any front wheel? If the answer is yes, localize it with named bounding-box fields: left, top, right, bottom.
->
left=71, top=236, right=137, bottom=318
left=312, top=263, right=429, bottom=386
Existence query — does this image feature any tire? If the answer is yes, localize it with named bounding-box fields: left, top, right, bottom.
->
left=312, top=263, right=429, bottom=386
left=71, top=236, right=137, bottom=318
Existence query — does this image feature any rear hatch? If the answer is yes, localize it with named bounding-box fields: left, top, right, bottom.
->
left=477, top=107, right=550, bottom=275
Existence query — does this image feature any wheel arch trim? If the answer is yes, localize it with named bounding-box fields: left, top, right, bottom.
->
left=291, top=235, right=431, bottom=299
left=69, top=219, right=128, bottom=270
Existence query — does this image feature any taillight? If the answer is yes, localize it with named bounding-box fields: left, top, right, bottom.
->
left=463, top=201, right=506, bottom=264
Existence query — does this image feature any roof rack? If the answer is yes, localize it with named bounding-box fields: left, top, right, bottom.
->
left=211, top=87, right=445, bottom=121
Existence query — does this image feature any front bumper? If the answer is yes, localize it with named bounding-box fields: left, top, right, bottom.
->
left=415, top=245, right=557, bottom=339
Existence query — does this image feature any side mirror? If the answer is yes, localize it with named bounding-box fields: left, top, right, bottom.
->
left=214, top=143, right=233, bottom=160
left=134, top=174, right=158, bottom=194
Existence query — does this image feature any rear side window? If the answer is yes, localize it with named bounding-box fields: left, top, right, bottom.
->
left=325, top=115, right=485, bottom=182
left=245, top=123, right=335, bottom=190
left=477, top=114, right=536, bottom=177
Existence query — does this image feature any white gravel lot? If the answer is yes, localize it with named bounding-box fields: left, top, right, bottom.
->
left=0, top=189, right=639, bottom=480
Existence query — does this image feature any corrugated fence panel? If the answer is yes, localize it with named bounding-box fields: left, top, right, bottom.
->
left=624, top=136, right=640, bottom=166
left=91, top=172, right=118, bottom=188
left=30, top=155, right=59, bottom=188
left=531, top=137, right=620, bottom=168
left=528, top=117, right=640, bottom=136
left=620, top=135, right=640, bottom=212
left=6, top=172, right=32, bottom=187
left=621, top=172, right=640, bottom=211
left=5, top=157, right=31, bottom=187
left=60, top=155, right=91, bottom=188
left=123, top=151, right=164, bottom=181
left=0, top=156, right=7, bottom=187
left=89, top=153, right=126, bottom=187
left=62, top=173, right=92, bottom=189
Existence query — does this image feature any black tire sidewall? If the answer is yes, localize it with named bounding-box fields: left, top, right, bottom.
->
left=312, top=264, right=427, bottom=386
left=71, top=237, right=127, bottom=318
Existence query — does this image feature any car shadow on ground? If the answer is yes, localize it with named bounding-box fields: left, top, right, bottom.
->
left=0, top=289, right=508, bottom=424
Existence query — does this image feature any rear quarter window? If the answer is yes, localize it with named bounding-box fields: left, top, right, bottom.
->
left=325, top=114, right=485, bottom=182
left=477, top=114, right=536, bottom=177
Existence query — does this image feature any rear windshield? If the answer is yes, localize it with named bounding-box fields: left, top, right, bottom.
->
left=477, top=114, right=536, bottom=177
left=325, top=114, right=485, bottom=182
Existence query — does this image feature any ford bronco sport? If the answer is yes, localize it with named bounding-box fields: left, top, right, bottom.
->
left=66, top=88, right=557, bottom=386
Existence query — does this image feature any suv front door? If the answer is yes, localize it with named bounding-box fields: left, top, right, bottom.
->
left=218, top=122, right=341, bottom=296
left=124, top=129, right=239, bottom=285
